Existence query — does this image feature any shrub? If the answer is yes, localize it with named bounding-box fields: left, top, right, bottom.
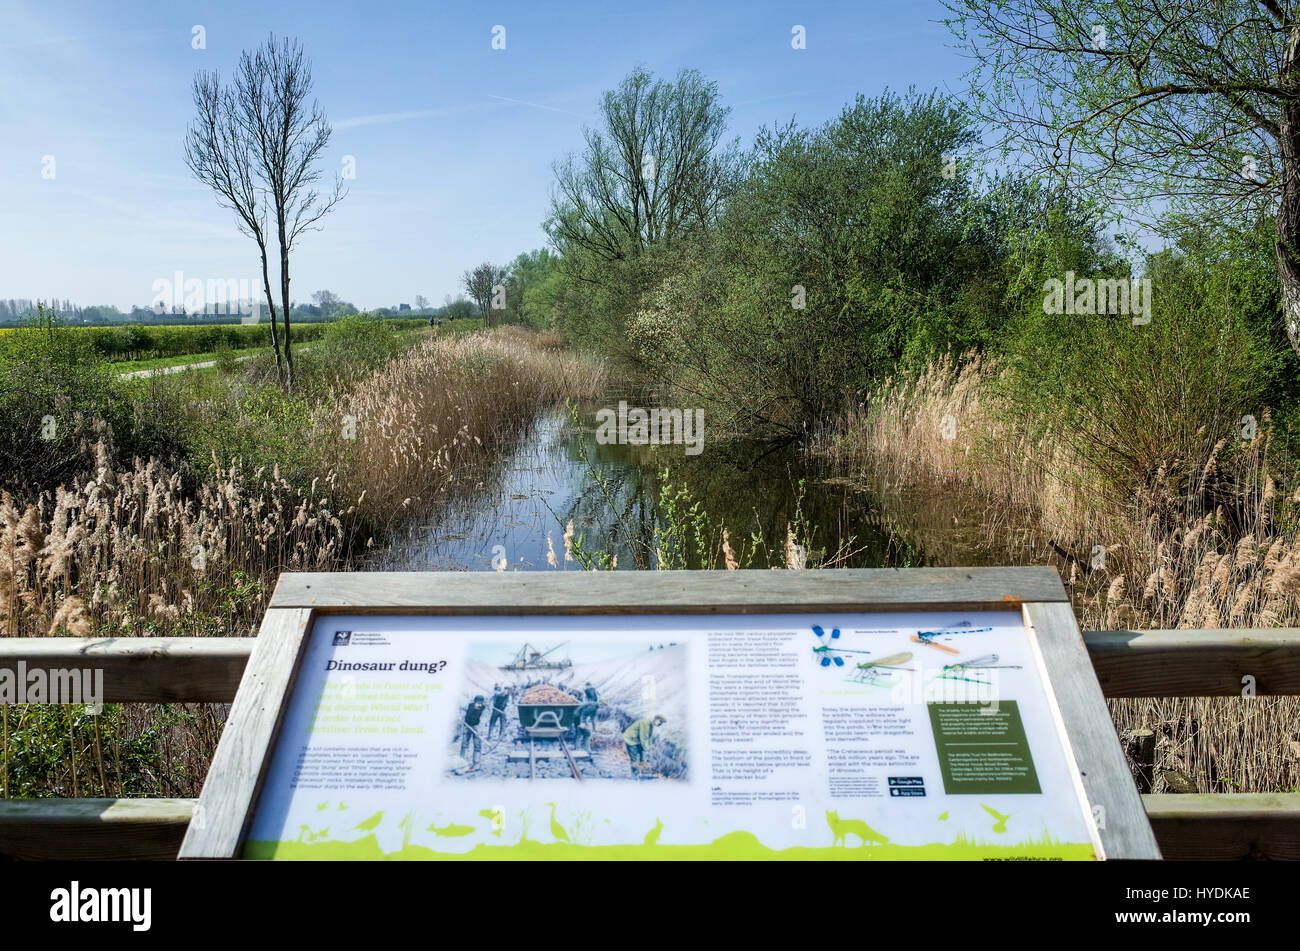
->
left=0, top=307, right=181, bottom=495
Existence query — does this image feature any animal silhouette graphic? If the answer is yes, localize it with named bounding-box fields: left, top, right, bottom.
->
left=545, top=802, right=570, bottom=843
left=825, top=810, right=889, bottom=847
left=643, top=817, right=664, bottom=846
left=981, top=804, right=1013, bottom=834
left=428, top=822, right=475, bottom=837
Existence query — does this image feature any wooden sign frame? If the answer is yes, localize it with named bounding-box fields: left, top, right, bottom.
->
left=179, top=567, right=1160, bottom=860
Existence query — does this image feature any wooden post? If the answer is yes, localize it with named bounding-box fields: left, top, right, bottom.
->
left=1124, top=729, right=1156, bottom=793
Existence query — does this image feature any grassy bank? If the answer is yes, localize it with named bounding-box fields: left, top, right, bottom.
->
left=3, top=325, right=606, bottom=639
left=0, top=316, right=444, bottom=362
left=0, top=321, right=604, bottom=797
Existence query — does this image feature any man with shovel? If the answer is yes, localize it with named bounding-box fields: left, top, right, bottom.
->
left=459, top=695, right=488, bottom=769
left=623, top=714, right=666, bottom=778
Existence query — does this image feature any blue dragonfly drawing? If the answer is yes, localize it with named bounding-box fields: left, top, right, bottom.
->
left=810, top=624, right=873, bottom=667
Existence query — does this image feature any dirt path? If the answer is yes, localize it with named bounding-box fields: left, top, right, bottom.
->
left=118, top=356, right=243, bottom=380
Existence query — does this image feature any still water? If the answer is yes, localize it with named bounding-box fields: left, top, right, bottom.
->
left=374, top=391, right=1016, bottom=572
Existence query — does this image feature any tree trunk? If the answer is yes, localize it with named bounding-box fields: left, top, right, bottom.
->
left=257, top=240, right=284, bottom=385
left=278, top=220, right=293, bottom=390
left=1277, top=29, right=1300, bottom=361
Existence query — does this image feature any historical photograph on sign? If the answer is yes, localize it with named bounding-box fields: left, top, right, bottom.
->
left=446, top=640, right=688, bottom=782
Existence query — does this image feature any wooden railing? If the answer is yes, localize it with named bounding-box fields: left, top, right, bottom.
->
left=1, top=629, right=1298, bottom=860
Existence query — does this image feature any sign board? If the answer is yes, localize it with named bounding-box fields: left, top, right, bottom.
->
left=180, top=568, right=1159, bottom=860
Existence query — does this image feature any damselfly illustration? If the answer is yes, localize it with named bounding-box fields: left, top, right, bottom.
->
left=811, top=624, right=875, bottom=667
left=848, top=651, right=914, bottom=686
left=910, top=621, right=993, bottom=654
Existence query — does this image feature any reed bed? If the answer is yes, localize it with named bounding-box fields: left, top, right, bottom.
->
left=0, top=327, right=605, bottom=797
left=331, top=328, right=606, bottom=526
left=819, top=356, right=1300, bottom=793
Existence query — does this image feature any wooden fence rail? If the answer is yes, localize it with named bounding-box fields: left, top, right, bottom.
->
left=1, top=629, right=1299, bottom=860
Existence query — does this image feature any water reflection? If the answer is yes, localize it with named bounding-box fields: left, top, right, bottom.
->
left=371, top=394, right=1034, bottom=572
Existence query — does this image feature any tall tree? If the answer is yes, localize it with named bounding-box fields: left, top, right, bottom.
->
left=187, top=34, right=344, bottom=387
left=184, top=71, right=284, bottom=380
left=239, top=35, right=344, bottom=385
left=462, top=262, right=506, bottom=324
left=546, top=67, right=739, bottom=263
left=944, top=0, right=1300, bottom=359
left=310, top=289, right=352, bottom=318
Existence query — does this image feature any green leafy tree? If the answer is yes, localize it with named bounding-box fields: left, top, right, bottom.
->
left=631, top=90, right=1008, bottom=436
left=944, top=0, right=1300, bottom=359
left=544, top=67, right=741, bottom=350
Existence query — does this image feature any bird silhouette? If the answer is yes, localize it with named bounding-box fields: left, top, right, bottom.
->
left=643, top=817, right=664, bottom=846
left=545, top=803, right=569, bottom=842
left=981, top=804, right=1013, bottom=834
left=938, top=811, right=950, bottom=821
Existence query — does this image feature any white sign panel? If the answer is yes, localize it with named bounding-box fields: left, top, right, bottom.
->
left=244, top=609, right=1101, bottom=859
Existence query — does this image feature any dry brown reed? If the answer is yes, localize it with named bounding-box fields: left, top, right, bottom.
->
left=0, top=442, right=352, bottom=639
left=0, top=328, right=606, bottom=798
left=0, top=328, right=606, bottom=640
left=819, top=356, right=1300, bottom=793
left=329, top=329, right=605, bottom=526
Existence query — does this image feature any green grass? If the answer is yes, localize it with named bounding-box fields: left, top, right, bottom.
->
left=108, top=346, right=269, bottom=373
left=104, top=318, right=470, bottom=373
left=2, top=315, right=437, bottom=362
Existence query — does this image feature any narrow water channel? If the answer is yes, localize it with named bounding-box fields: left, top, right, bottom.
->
left=373, top=388, right=1025, bottom=572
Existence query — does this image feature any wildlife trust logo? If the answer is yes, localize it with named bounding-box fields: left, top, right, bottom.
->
left=1042, top=270, right=1152, bottom=325
left=595, top=401, right=704, bottom=456
left=151, top=270, right=262, bottom=322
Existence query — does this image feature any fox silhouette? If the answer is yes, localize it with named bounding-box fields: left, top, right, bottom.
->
left=825, top=810, right=889, bottom=847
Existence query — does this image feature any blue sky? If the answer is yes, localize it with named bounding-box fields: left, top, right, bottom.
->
left=0, top=0, right=968, bottom=310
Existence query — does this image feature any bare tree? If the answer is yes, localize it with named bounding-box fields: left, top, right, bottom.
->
left=185, top=71, right=284, bottom=381
left=187, top=34, right=344, bottom=388
left=238, top=35, right=345, bottom=385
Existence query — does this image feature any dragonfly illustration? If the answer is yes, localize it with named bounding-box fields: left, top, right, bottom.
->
left=811, top=624, right=873, bottom=667
left=937, top=652, right=1023, bottom=684
left=910, top=622, right=993, bottom=655
left=943, top=653, right=1022, bottom=673
left=849, top=652, right=914, bottom=686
